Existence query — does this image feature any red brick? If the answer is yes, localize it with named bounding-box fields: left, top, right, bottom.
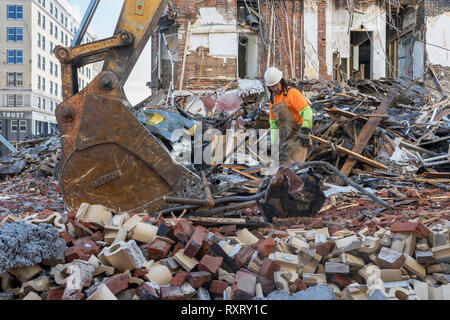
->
left=391, top=222, right=430, bottom=239
left=294, top=279, right=307, bottom=291
left=133, top=268, right=148, bottom=278
left=234, top=245, right=255, bottom=268
left=255, top=237, right=276, bottom=258
left=160, top=286, right=185, bottom=300
left=61, top=289, right=85, bottom=300
left=316, top=240, right=336, bottom=257
left=329, top=274, right=351, bottom=290
left=137, top=282, right=159, bottom=300
left=209, top=280, right=228, bottom=295
left=65, top=245, right=90, bottom=262
left=90, top=231, right=104, bottom=242
left=195, top=241, right=211, bottom=261
left=219, top=225, right=236, bottom=236
left=243, top=269, right=275, bottom=294
left=328, top=226, right=342, bottom=236
left=59, top=232, right=72, bottom=244
left=258, top=258, right=281, bottom=281
left=171, top=219, right=195, bottom=243
left=46, top=288, right=64, bottom=300
left=170, top=271, right=189, bottom=287
left=74, top=222, right=94, bottom=238
left=105, top=273, right=129, bottom=295
left=188, top=271, right=212, bottom=289
left=184, top=226, right=208, bottom=258
left=231, top=270, right=256, bottom=300
left=199, top=255, right=223, bottom=275
left=72, top=237, right=100, bottom=256
left=147, top=239, right=171, bottom=260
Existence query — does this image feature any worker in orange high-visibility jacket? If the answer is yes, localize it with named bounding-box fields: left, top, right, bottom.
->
left=264, top=67, right=313, bottom=163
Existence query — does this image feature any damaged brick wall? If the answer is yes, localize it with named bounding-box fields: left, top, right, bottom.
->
left=152, top=0, right=305, bottom=91
left=258, top=1, right=303, bottom=81
left=424, top=0, right=450, bottom=18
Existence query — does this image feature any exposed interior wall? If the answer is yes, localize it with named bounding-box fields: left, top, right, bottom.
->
left=425, top=12, right=450, bottom=67
left=303, top=0, right=319, bottom=80
left=329, top=0, right=387, bottom=80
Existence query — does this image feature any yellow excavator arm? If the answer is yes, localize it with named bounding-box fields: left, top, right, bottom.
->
left=53, top=0, right=203, bottom=213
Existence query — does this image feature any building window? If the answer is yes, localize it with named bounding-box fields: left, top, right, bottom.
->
left=42, top=57, right=46, bottom=72
left=50, top=3, right=53, bottom=14
left=7, top=5, right=23, bottom=20
left=38, top=75, right=41, bottom=89
left=55, top=7, right=58, bottom=19
left=0, top=120, right=2, bottom=132
left=42, top=36, right=46, bottom=50
left=50, top=61, right=53, bottom=75
left=50, top=41, right=54, bottom=54
left=55, top=26, right=58, bottom=39
left=38, top=11, right=41, bottom=26
left=55, top=65, right=58, bottom=77
left=38, top=54, right=41, bottom=68
left=42, top=15, right=46, bottom=30
left=42, top=78, right=46, bottom=92
left=38, top=97, right=41, bottom=109
left=7, top=50, right=23, bottom=64
left=43, top=99, right=46, bottom=110
left=7, top=27, right=23, bottom=42
left=7, top=94, right=24, bottom=107
left=7, top=72, right=23, bottom=86
left=50, top=81, right=53, bottom=94
left=50, top=22, right=53, bottom=35
left=11, top=120, right=18, bottom=132
left=19, top=120, right=27, bottom=132
left=55, top=83, right=58, bottom=96
left=38, top=33, right=41, bottom=48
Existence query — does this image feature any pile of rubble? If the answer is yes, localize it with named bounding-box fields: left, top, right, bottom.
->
left=0, top=200, right=448, bottom=300
left=0, top=76, right=448, bottom=300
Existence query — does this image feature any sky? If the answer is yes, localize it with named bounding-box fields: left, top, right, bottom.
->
left=68, top=0, right=152, bottom=105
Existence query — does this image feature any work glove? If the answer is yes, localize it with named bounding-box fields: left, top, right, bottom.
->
left=298, top=127, right=312, bottom=148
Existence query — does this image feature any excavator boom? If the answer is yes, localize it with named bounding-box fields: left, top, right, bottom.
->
left=54, top=0, right=203, bottom=212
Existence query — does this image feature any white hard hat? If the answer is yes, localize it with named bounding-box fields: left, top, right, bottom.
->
left=264, top=67, right=283, bottom=87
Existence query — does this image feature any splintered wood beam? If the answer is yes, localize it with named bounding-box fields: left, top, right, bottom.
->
left=339, top=88, right=396, bottom=178
left=310, top=135, right=388, bottom=170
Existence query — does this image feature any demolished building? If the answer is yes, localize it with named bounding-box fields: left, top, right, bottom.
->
left=150, top=0, right=449, bottom=93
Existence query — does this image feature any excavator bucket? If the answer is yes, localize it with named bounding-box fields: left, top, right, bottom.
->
left=54, top=0, right=203, bottom=212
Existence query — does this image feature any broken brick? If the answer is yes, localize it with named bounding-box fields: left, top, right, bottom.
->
left=65, top=245, right=90, bottom=262
left=255, top=237, right=276, bottom=258
left=146, top=239, right=171, bottom=260
left=170, top=271, right=189, bottom=287
left=234, top=245, right=255, bottom=268
left=195, top=241, right=211, bottom=261
left=198, top=255, right=223, bottom=275
left=293, top=279, right=307, bottom=291
left=46, top=288, right=64, bottom=300
left=231, top=270, right=256, bottom=300
left=219, top=225, right=237, bottom=236
left=105, top=273, right=129, bottom=295
left=72, top=237, right=100, bottom=256
left=137, top=282, right=159, bottom=300
left=171, top=219, right=195, bottom=243
left=258, top=258, right=281, bottom=281
left=377, top=247, right=405, bottom=269
left=391, top=222, right=430, bottom=239
left=59, top=232, right=72, bottom=244
left=209, top=280, right=228, bottom=295
left=329, top=274, right=351, bottom=290
left=184, top=226, right=208, bottom=258
left=160, top=286, right=185, bottom=300
left=316, top=240, right=336, bottom=257
left=188, top=271, right=212, bottom=289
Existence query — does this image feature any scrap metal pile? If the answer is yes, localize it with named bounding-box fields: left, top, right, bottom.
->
left=0, top=77, right=449, bottom=300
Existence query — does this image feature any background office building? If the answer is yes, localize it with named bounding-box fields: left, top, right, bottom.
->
left=0, top=0, right=99, bottom=155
